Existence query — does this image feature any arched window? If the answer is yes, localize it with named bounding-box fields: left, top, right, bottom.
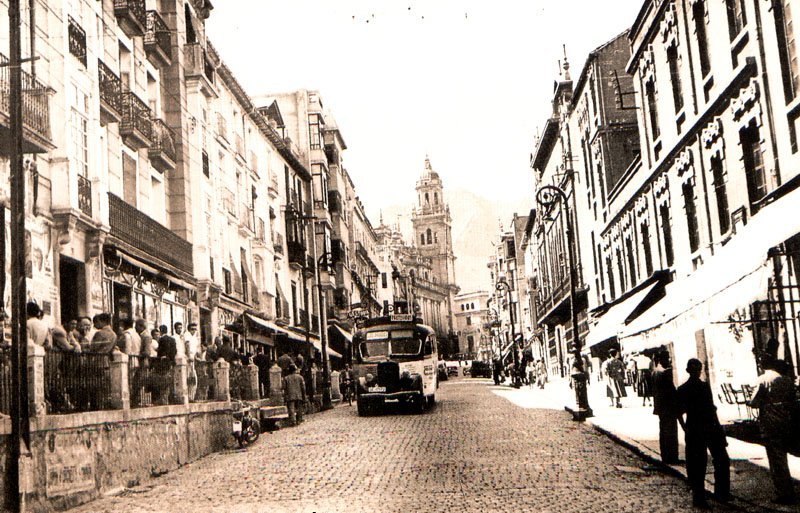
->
left=420, top=233, right=425, bottom=245
left=426, top=228, right=432, bottom=245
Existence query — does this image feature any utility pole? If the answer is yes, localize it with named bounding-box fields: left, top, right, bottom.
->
left=9, top=0, right=31, bottom=510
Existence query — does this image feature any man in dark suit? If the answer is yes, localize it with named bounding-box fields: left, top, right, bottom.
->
left=676, top=358, right=731, bottom=508
left=652, top=350, right=680, bottom=464
left=156, top=325, right=177, bottom=360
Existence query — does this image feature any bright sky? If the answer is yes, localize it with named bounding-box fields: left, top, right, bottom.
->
left=207, top=1, right=643, bottom=222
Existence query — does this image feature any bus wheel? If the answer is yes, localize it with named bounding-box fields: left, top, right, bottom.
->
left=427, top=394, right=436, bottom=408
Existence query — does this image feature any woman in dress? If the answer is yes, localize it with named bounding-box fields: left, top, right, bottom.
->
left=604, top=348, right=627, bottom=408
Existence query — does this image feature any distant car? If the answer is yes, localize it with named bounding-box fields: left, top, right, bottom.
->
left=470, top=360, right=492, bottom=378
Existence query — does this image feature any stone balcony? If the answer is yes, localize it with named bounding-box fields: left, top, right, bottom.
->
left=184, top=43, right=217, bottom=98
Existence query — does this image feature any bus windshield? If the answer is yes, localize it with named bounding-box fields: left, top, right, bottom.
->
left=359, top=329, right=422, bottom=359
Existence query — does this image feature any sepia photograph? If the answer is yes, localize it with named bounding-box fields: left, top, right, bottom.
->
left=0, top=0, right=799, bottom=511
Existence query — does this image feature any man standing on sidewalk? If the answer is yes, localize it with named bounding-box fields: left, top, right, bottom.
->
left=652, top=350, right=680, bottom=464
left=676, top=358, right=731, bottom=508
left=283, top=364, right=306, bottom=426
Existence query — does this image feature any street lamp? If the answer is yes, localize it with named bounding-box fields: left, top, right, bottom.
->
left=536, top=185, right=592, bottom=420
left=495, top=277, right=521, bottom=388
left=316, top=251, right=333, bottom=411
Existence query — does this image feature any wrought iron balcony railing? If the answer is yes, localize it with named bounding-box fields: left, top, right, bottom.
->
left=148, top=118, right=177, bottom=172
left=287, top=239, right=306, bottom=268
left=68, top=16, right=87, bottom=67
left=77, top=174, right=92, bottom=217
left=144, top=10, right=171, bottom=67
left=114, top=0, right=147, bottom=37
left=120, top=89, right=152, bottom=150
left=0, top=52, right=53, bottom=155
left=108, top=192, right=193, bottom=275
left=98, top=60, right=122, bottom=125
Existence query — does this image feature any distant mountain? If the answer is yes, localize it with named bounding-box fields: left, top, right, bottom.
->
left=376, top=188, right=531, bottom=294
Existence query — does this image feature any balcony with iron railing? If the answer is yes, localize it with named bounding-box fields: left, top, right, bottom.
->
left=98, top=60, right=122, bottom=125
left=108, top=193, right=193, bottom=275
left=68, top=16, right=87, bottom=67
left=114, top=0, right=146, bottom=38
left=120, top=89, right=152, bottom=150
left=148, top=118, right=177, bottom=172
left=0, top=53, right=53, bottom=155
left=144, top=10, right=172, bottom=67
left=184, top=43, right=216, bottom=98
left=77, top=175, right=92, bottom=217
left=287, top=239, right=306, bottom=269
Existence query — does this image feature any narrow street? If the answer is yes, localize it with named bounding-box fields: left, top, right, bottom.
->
left=70, top=379, right=734, bottom=513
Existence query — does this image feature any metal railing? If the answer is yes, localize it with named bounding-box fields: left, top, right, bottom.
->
left=0, top=52, right=52, bottom=141
left=229, top=364, right=246, bottom=401
left=120, top=89, right=152, bottom=142
left=98, top=60, right=123, bottom=117
left=68, top=16, right=87, bottom=66
left=0, top=349, right=11, bottom=415
left=150, top=118, right=177, bottom=164
left=108, top=192, right=194, bottom=274
left=44, top=351, right=113, bottom=414
left=128, top=355, right=176, bottom=407
left=77, top=174, right=92, bottom=217
left=287, top=239, right=306, bottom=267
left=144, top=10, right=171, bottom=61
left=114, top=0, right=146, bottom=33
left=192, top=360, right=216, bottom=402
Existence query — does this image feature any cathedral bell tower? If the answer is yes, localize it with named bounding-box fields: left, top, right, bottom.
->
left=411, top=156, right=458, bottom=329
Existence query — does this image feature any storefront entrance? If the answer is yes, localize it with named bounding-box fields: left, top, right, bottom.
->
left=59, top=255, right=86, bottom=325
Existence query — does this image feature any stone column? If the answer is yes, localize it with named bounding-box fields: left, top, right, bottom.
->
left=330, top=370, right=341, bottom=401
left=27, top=342, right=46, bottom=416
left=173, top=355, right=189, bottom=405
left=213, top=359, right=230, bottom=402
left=244, top=363, right=260, bottom=401
left=268, top=363, right=283, bottom=406
left=108, top=349, right=130, bottom=410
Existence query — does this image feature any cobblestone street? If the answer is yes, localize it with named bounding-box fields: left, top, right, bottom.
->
left=70, top=379, right=756, bottom=513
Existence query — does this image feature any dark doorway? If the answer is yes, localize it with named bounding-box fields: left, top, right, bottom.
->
left=112, top=282, right=133, bottom=332
left=59, top=255, right=86, bottom=325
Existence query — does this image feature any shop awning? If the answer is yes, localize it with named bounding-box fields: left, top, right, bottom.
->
left=585, top=281, right=660, bottom=349
left=111, top=247, right=195, bottom=291
left=312, top=339, right=342, bottom=359
left=246, top=314, right=283, bottom=333
left=246, top=332, right=274, bottom=346
left=331, top=324, right=353, bottom=343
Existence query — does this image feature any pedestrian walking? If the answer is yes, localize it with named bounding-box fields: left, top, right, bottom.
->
left=603, top=349, right=626, bottom=408
left=492, top=358, right=502, bottom=386
left=283, top=364, right=306, bottom=426
left=748, top=355, right=799, bottom=505
left=676, top=358, right=731, bottom=508
left=634, top=352, right=653, bottom=406
left=651, top=350, right=680, bottom=464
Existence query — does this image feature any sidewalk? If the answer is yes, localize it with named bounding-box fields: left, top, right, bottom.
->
left=489, top=377, right=800, bottom=512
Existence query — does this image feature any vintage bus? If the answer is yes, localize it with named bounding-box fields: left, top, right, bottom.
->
left=352, top=314, right=438, bottom=416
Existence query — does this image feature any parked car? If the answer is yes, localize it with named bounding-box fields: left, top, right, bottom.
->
left=470, top=360, right=492, bottom=379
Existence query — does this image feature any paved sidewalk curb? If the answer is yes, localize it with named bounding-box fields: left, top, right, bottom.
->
left=585, top=419, right=786, bottom=512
